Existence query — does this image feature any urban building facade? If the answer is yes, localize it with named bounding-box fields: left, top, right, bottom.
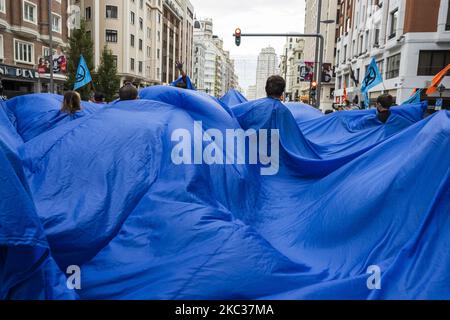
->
left=280, top=37, right=307, bottom=102
left=193, top=18, right=239, bottom=96
left=255, top=46, right=278, bottom=99
left=303, top=0, right=337, bottom=110
left=246, top=84, right=256, bottom=100
left=334, top=0, right=450, bottom=107
left=78, top=0, right=164, bottom=87
left=0, top=0, right=70, bottom=98
left=161, top=0, right=194, bottom=84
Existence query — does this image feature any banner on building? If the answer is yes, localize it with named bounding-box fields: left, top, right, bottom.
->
left=38, top=55, right=67, bottom=74
left=299, top=61, right=314, bottom=82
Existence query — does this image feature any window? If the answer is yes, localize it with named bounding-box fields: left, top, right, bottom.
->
left=130, top=58, right=135, bottom=71
left=52, top=14, right=61, bottom=33
left=377, top=60, right=384, bottom=76
left=139, top=18, right=143, bottom=30
left=374, top=28, right=380, bottom=46
left=106, top=5, right=118, bottom=19
left=130, top=11, right=135, bottom=24
left=43, top=47, right=56, bottom=58
left=140, top=0, right=143, bottom=9
left=447, top=4, right=450, bottom=30
left=85, top=7, right=92, bottom=20
left=386, top=54, right=401, bottom=79
left=23, top=1, right=37, bottom=24
left=0, top=0, right=6, bottom=13
left=139, top=39, right=143, bottom=50
left=147, top=46, right=151, bottom=58
left=130, top=34, right=135, bottom=47
left=418, top=50, right=450, bottom=76
left=0, top=35, right=4, bottom=60
left=389, top=9, right=398, bottom=39
left=112, top=55, right=118, bottom=68
left=138, top=61, right=143, bottom=73
left=14, top=39, right=34, bottom=64
left=106, top=30, right=118, bottom=42
left=147, top=27, right=151, bottom=39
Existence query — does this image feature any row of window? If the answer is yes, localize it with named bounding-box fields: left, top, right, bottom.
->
left=337, top=53, right=401, bottom=89
left=84, top=5, right=162, bottom=25
left=338, top=49, right=450, bottom=89
left=0, top=35, right=58, bottom=64
left=2, top=0, right=63, bottom=33
left=104, top=30, right=160, bottom=60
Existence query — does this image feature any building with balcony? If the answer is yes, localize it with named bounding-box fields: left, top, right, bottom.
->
left=0, top=0, right=70, bottom=97
left=78, top=0, right=164, bottom=87
left=193, top=18, right=239, bottom=96
left=334, top=0, right=450, bottom=108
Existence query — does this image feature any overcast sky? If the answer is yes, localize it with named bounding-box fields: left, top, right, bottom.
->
left=190, top=0, right=306, bottom=91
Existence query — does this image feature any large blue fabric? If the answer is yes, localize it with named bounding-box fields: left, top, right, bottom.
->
left=4, top=94, right=101, bottom=142
left=220, top=89, right=248, bottom=107
left=1, top=87, right=449, bottom=300
left=0, top=141, right=77, bottom=300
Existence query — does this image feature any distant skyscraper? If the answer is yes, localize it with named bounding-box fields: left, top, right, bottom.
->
left=255, top=46, right=279, bottom=99
left=246, top=85, right=256, bottom=100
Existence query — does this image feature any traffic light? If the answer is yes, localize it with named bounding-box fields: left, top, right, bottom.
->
left=311, top=81, right=317, bottom=89
left=235, top=28, right=241, bottom=46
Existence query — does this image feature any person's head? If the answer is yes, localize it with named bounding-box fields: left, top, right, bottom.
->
left=376, top=94, right=394, bottom=123
left=93, top=92, right=105, bottom=103
left=61, top=91, right=81, bottom=114
left=376, top=94, right=394, bottom=111
left=265, top=75, right=286, bottom=100
left=119, top=83, right=139, bottom=101
left=325, top=109, right=334, bottom=115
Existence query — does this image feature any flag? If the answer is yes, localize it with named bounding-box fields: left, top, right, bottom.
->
left=361, top=58, right=383, bottom=108
left=426, top=64, right=450, bottom=95
left=350, top=66, right=359, bottom=87
left=402, top=89, right=422, bottom=105
left=74, top=55, right=92, bottom=91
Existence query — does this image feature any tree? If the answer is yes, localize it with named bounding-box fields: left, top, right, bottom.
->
left=94, top=46, right=121, bottom=102
left=66, top=20, right=94, bottom=101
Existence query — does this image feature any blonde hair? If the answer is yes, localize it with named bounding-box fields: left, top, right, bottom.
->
left=61, top=91, right=82, bottom=114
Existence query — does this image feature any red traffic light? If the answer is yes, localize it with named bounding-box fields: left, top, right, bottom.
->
left=235, top=28, right=242, bottom=46
left=311, top=81, right=317, bottom=88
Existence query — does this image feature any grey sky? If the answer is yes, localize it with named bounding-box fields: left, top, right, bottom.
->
left=190, top=0, right=306, bottom=91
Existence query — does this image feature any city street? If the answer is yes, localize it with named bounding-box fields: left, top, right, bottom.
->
left=0, top=0, right=450, bottom=312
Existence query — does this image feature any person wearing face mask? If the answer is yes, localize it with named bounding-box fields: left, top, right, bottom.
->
left=376, top=94, right=394, bottom=123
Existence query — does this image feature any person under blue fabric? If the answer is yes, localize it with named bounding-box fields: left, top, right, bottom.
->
left=376, top=94, right=394, bottom=123
left=265, top=75, right=286, bottom=101
left=61, top=91, right=82, bottom=115
left=119, top=83, right=139, bottom=101
left=92, top=92, right=106, bottom=104
left=170, top=61, right=196, bottom=90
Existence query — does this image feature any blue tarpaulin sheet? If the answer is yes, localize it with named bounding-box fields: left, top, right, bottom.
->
left=0, top=87, right=449, bottom=300
left=220, top=89, right=248, bottom=107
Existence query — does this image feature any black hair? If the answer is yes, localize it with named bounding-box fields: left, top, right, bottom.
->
left=119, top=84, right=139, bottom=101
left=94, top=92, right=105, bottom=102
left=265, top=75, right=286, bottom=98
left=377, top=94, right=394, bottom=110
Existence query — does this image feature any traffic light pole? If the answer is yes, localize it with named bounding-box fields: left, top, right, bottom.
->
left=233, top=32, right=324, bottom=109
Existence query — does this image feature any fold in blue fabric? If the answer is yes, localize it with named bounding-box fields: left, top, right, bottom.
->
left=1, top=86, right=449, bottom=300
left=220, top=89, right=248, bottom=107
